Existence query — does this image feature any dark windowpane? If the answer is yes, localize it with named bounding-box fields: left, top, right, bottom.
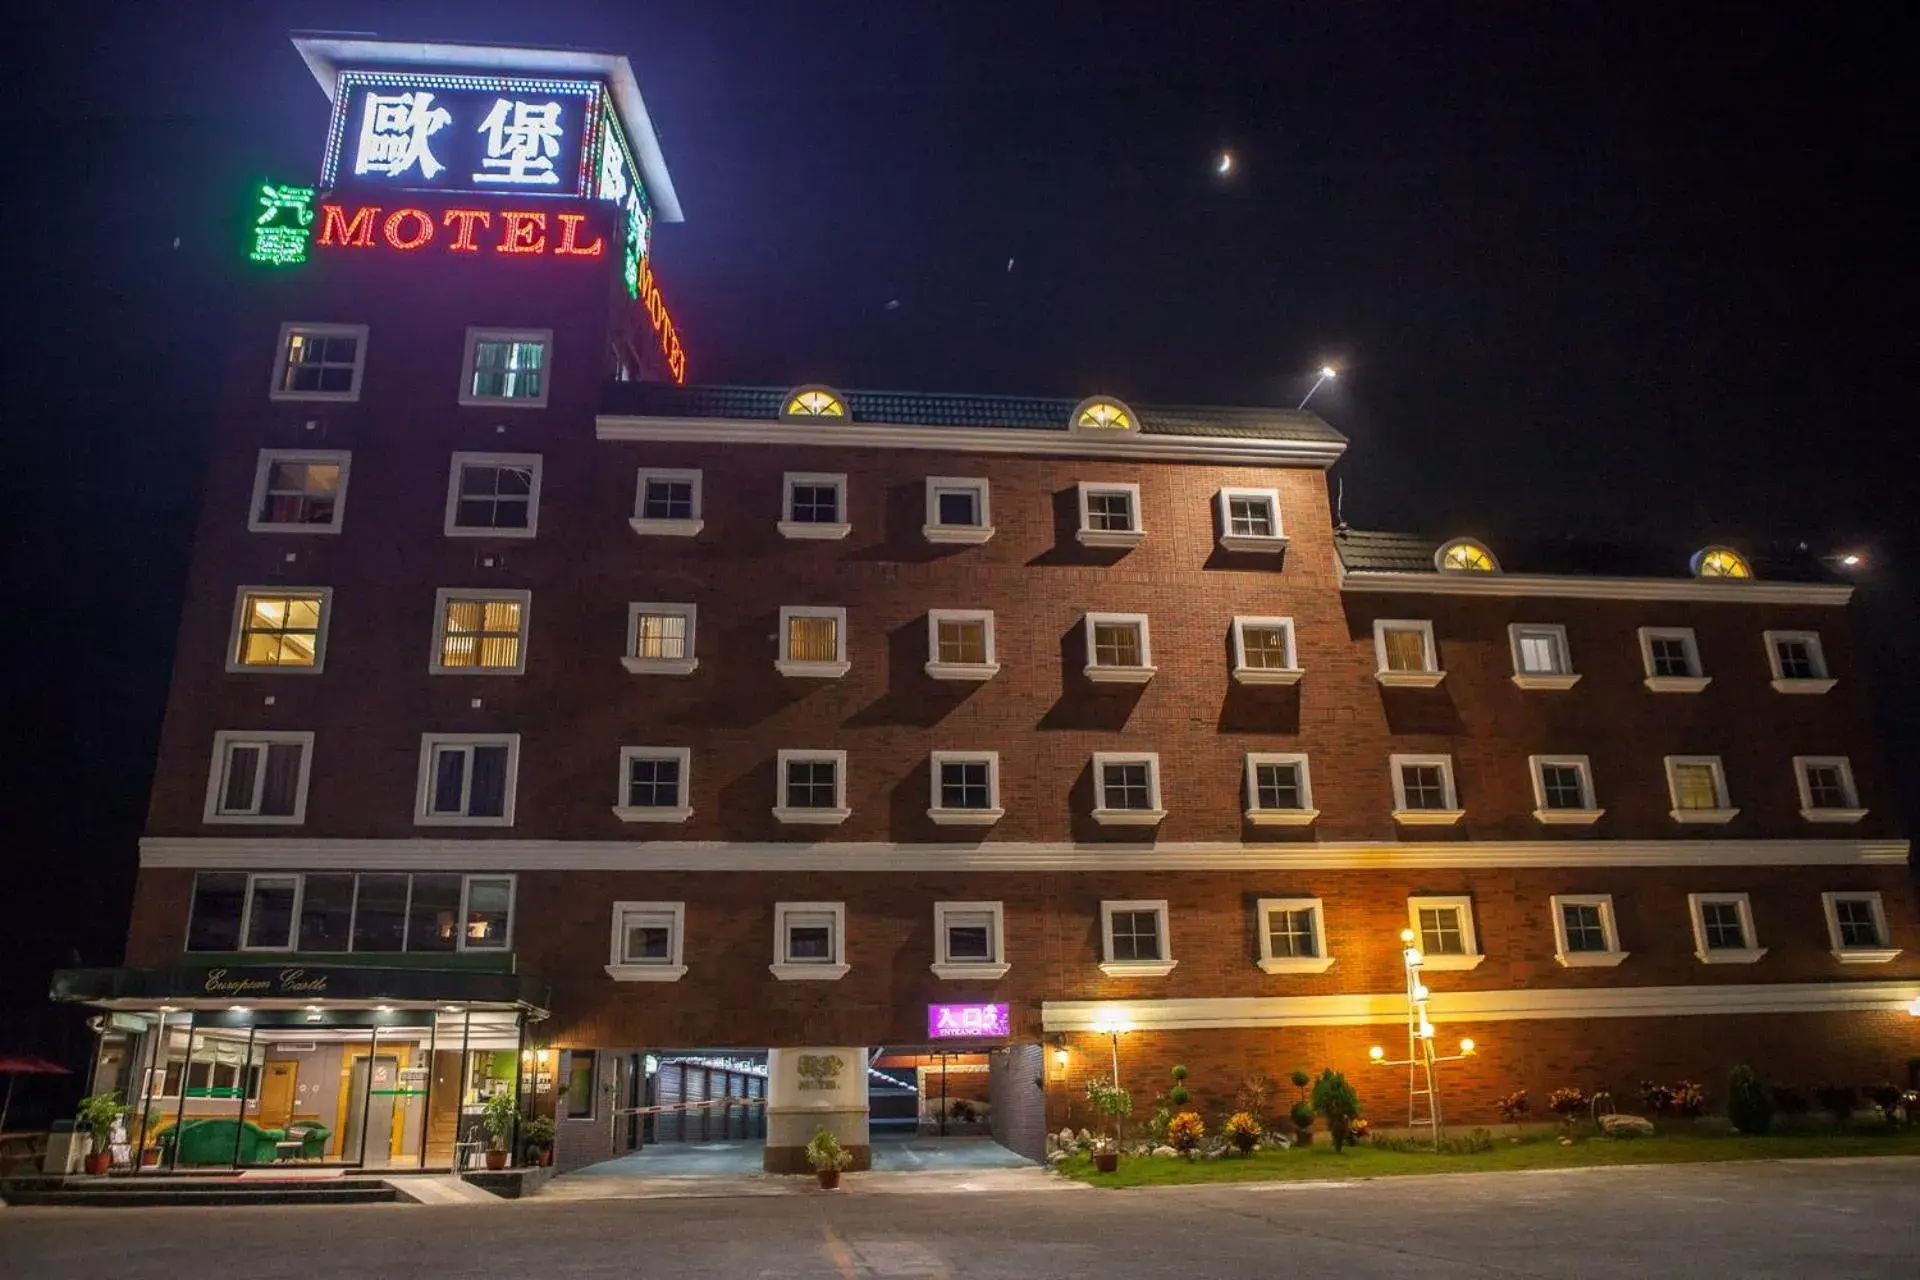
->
left=787, top=925, right=832, bottom=960
left=259, top=742, right=304, bottom=816
left=947, top=924, right=992, bottom=959
left=1110, top=910, right=1161, bottom=961
left=564, top=1051, right=596, bottom=1119
left=432, top=749, right=468, bottom=814
left=644, top=480, right=693, bottom=520
left=297, top=874, right=355, bottom=952
left=1561, top=904, right=1608, bottom=952
left=1701, top=902, right=1746, bottom=950
left=936, top=490, right=978, bottom=525
left=940, top=762, right=991, bottom=809
left=1102, top=763, right=1153, bottom=810
left=627, top=758, right=681, bottom=808
left=789, top=484, right=840, bottom=523
left=786, top=761, right=837, bottom=808
left=187, top=873, right=247, bottom=951
left=1401, top=765, right=1449, bottom=809
left=1540, top=765, right=1586, bottom=810
left=468, top=746, right=509, bottom=817
left=1256, top=763, right=1302, bottom=810
left=221, top=745, right=261, bottom=812
left=625, top=924, right=670, bottom=961
left=352, top=874, right=409, bottom=952
left=407, top=874, right=463, bottom=953
left=244, top=878, right=298, bottom=949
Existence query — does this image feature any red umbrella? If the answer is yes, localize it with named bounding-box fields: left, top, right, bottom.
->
left=0, top=1055, right=72, bottom=1135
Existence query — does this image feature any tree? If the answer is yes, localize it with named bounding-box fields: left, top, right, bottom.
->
left=1311, top=1069, right=1362, bottom=1152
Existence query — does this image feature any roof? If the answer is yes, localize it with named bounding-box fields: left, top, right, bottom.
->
left=1334, top=529, right=1840, bottom=584
left=598, top=382, right=1346, bottom=445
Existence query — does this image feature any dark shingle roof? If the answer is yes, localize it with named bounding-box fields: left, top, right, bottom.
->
left=599, top=382, right=1345, bottom=445
left=1334, top=529, right=1839, bottom=583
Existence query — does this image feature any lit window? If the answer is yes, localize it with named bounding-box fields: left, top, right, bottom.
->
left=926, top=610, right=998, bottom=680
left=430, top=589, right=530, bottom=674
left=1231, top=617, right=1302, bottom=684
left=1529, top=755, right=1602, bottom=824
left=462, top=877, right=513, bottom=951
left=1092, top=752, right=1165, bottom=825
left=1099, top=899, right=1174, bottom=975
left=608, top=901, right=687, bottom=980
left=779, top=472, right=850, bottom=539
left=1508, top=624, right=1578, bottom=688
left=1244, top=753, right=1317, bottom=826
left=1256, top=898, right=1333, bottom=974
left=1794, top=756, right=1865, bottom=823
left=416, top=733, right=519, bottom=826
left=1407, top=897, right=1483, bottom=970
left=1391, top=754, right=1462, bottom=824
left=1549, top=894, right=1626, bottom=967
left=249, top=450, right=350, bottom=533
left=1665, top=756, right=1736, bottom=824
left=229, top=587, right=330, bottom=672
left=1075, top=482, right=1145, bottom=547
left=445, top=453, right=541, bottom=538
left=782, top=386, right=846, bottom=419
left=270, top=322, right=367, bottom=401
left=771, top=901, right=849, bottom=979
left=1638, top=627, right=1709, bottom=691
left=623, top=602, right=698, bottom=675
left=1072, top=398, right=1136, bottom=431
left=460, top=328, right=551, bottom=407
left=1764, top=630, right=1834, bottom=693
left=204, top=730, right=314, bottom=825
left=1436, top=539, right=1498, bottom=573
left=933, top=901, right=1009, bottom=977
left=1373, top=619, right=1443, bottom=686
left=1820, top=892, right=1897, bottom=963
left=1692, top=546, right=1752, bottom=579
left=923, top=476, right=994, bottom=543
left=1215, top=488, right=1287, bottom=551
left=1687, top=893, right=1764, bottom=964
left=929, top=752, right=1002, bottom=825
left=777, top=606, right=849, bottom=677
left=614, top=747, right=692, bottom=823
left=1083, top=613, right=1156, bottom=683
left=630, top=468, right=704, bottom=537
left=774, top=750, right=849, bottom=824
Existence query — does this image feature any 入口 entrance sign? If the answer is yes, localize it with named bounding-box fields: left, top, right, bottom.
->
left=927, top=1003, right=1010, bottom=1039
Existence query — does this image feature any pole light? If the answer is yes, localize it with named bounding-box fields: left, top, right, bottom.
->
left=1091, top=1015, right=1132, bottom=1085
left=1297, top=365, right=1337, bottom=411
left=1368, top=926, right=1484, bottom=1144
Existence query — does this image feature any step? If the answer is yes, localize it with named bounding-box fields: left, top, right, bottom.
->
left=3, top=1180, right=399, bottom=1208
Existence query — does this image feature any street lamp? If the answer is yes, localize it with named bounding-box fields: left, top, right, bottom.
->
left=1297, top=365, right=1337, bottom=411
left=1090, top=1015, right=1132, bottom=1085
left=1368, top=926, right=1483, bottom=1144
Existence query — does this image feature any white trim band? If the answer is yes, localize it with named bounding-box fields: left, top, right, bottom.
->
left=1341, top=569, right=1851, bottom=606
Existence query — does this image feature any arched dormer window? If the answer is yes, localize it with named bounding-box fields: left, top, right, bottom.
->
left=782, top=385, right=846, bottom=420
left=1070, top=396, right=1137, bottom=433
left=1692, top=546, right=1752, bottom=580
left=1436, top=539, right=1498, bottom=573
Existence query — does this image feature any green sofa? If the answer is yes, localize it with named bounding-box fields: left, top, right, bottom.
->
left=159, top=1118, right=331, bottom=1166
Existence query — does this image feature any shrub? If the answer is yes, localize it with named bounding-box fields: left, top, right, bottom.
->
left=1497, top=1090, right=1531, bottom=1126
left=1289, top=1099, right=1316, bottom=1135
left=1223, top=1111, right=1261, bottom=1154
left=1437, top=1128, right=1494, bottom=1155
left=1673, top=1081, right=1707, bottom=1118
left=1772, top=1085, right=1811, bottom=1117
left=1167, top=1111, right=1205, bottom=1154
left=1639, top=1080, right=1675, bottom=1115
left=1170, top=1065, right=1190, bottom=1082
left=1168, top=1085, right=1191, bottom=1106
left=806, top=1127, right=852, bottom=1172
left=1815, top=1084, right=1859, bottom=1129
left=1236, top=1071, right=1278, bottom=1123
left=1347, top=1118, right=1371, bottom=1142
left=1863, top=1084, right=1903, bottom=1127
left=1547, top=1087, right=1587, bottom=1123
left=1726, top=1064, right=1774, bottom=1135
left=1311, top=1069, right=1362, bottom=1152
left=1290, top=1069, right=1311, bottom=1090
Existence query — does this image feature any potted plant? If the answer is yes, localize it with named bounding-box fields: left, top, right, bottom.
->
left=1083, top=1077, right=1132, bottom=1173
left=76, top=1093, right=127, bottom=1175
left=521, top=1114, right=557, bottom=1167
left=140, top=1107, right=164, bottom=1167
left=806, top=1126, right=852, bottom=1189
left=1311, top=1069, right=1362, bottom=1152
left=482, top=1091, right=519, bottom=1170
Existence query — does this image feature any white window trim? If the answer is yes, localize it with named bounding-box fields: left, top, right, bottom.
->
left=1075, top=481, right=1146, bottom=547
left=776, top=605, right=850, bottom=677
left=779, top=471, right=851, bottom=540
left=1372, top=619, right=1444, bottom=687
left=459, top=874, right=518, bottom=953
left=1390, top=754, right=1464, bottom=825
left=1407, top=896, right=1485, bottom=971
left=771, top=901, right=850, bottom=980
left=1765, top=630, right=1836, bottom=694
left=1244, top=753, right=1318, bottom=826
left=1083, top=612, right=1157, bottom=683
left=1819, top=891, right=1901, bottom=964
left=1091, top=752, right=1166, bottom=826
left=1686, top=892, right=1766, bottom=964
left=928, top=751, right=1004, bottom=826
left=1215, top=487, right=1289, bottom=553
left=236, top=873, right=304, bottom=952
left=227, top=585, right=334, bottom=675
left=623, top=602, right=698, bottom=676
left=613, top=746, right=693, bottom=824
left=606, top=900, right=688, bottom=981
left=442, top=452, right=543, bottom=541
left=630, top=467, right=705, bottom=538
left=1638, top=626, right=1710, bottom=692
left=268, top=321, right=368, bottom=403
left=247, top=449, right=352, bottom=535
left=1508, top=623, right=1581, bottom=690
left=925, top=609, right=1000, bottom=681
left=932, top=900, right=1010, bottom=979
left=1548, top=893, right=1628, bottom=968
left=428, top=587, right=532, bottom=676
left=458, top=326, right=552, bottom=409
left=773, top=749, right=851, bottom=825
left=1793, top=755, right=1867, bottom=824
left=1665, top=755, right=1738, bottom=824
left=1099, top=899, right=1176, bottom=977
left=414, top=733, right=521, bottom=827
left=923, top=476, right=994, bottom=544
left=1528, top=754, right=1605, bottom=825
left=1230, top=616, right=1303, bottom=686
left=202, top=731, right=316, bottom=826
left=1255, top=897, right=1334, bottom=974
left=1070, top=396, right=1139, bottom=434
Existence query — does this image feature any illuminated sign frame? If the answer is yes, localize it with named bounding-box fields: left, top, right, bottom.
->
left=927, top=1003, right=1011, bottom=1040
left=311, top=201, right=608, bottom=258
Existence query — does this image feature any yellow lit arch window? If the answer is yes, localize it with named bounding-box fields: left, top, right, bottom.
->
left=1693, top=547, right=1752, bottom=579
left=1436, top=540, right=1498, bottom=573
left=782, top=387, right=846, bottom=419
left=1074, top=399, right=1134, bottom=431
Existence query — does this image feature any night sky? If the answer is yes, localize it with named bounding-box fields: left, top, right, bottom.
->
left=4, top=3, right=1915, bottom=1076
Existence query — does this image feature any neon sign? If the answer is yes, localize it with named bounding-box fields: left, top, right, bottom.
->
left=250, top=182, right=316, bottom=265
left=927, top=1003, right=1010, bottom=1039
left=637, top=259, right=688, bottom=383
left=313, top=204, right=607, bottom=258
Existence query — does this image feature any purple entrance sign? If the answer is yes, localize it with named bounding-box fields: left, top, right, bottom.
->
left=927, top=1002, right=1010, bottom=1039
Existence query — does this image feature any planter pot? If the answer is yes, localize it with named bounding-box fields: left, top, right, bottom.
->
left=538, top=1149, right=553, bottom=1167
left=141, top=1149, right=160, bottom=1168
left=84, top=1152, right=112, bottom=1176
left=1092, top=1151, right=1119, bottom=1173
left=816, top=1168, right=841, bottom=1190
left=486, top=1150, right=509, bottom=1171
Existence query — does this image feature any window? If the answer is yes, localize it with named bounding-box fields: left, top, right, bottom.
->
left=186, top=873, right=247, bottom=951
left=1794, top=756, right=1865, bottom=823
left=1764, top=630, right=1834, bottom=693
left=562, top=1050, right=597, bottom=1118
left=1390, top=754, right=1463, bottom=824
left=1244, top=753, right=1317, bottom=826
left=1083, top=612, right=1156, bottom=683
left=1665, top=755, right=1736, bottom=824
left=248, top=450, right=350, bottom=533
left=623, top=603, right=698, bottom=675
left=241, top=874, right=301, bottom=951
left=462, top=877, right=514, bottom=950
left=1099, top=900, right=1175, bottom=976
left=1820, top=892, right=1899, bottom=963
left=1548, top=894, right=1627, bottom=967
left=416, top=734, right=519, bottom=826
left=777, top=606, right=849, bottom=677
left=614, top=747, right=692, bottom=823
left=187, top=872, right=515, bottom=954
left=1075, top=482, right=1145, bottom=547
left=1407, top=896, right=1484, bottom=970
left=1372, top=619, right=1443, bottom=687
left=630, top=468, right=704, bottom=537
left=1638, top=627, right=1709, bottom=692
left=1686, top=893, right=1765, bottom=964
left=1692, top=546, right=1752, bottom=579
left=771, top=901, right=849, bottom=979
left=1215, top=488, right=1287, bottom=552
left=444, top=453, right=541, bottom=538
left=1508, top=624, right=1579, bottom=689
left=460, top=327, right=551, bottom=407
left=923, top=477, right=994, bottom=543
left=1231, top=617, right=1302, bottom=685
left=782, top=386, right=846, bottom=419
left=430, top=590, right=531, bottom=674
left=1528, top=755, right=1602, bottom=824
left=1091, top=752, right=1165, bottom=825
left=932, top=901, right=1010, bottom=978
left=228, top=587, right=331, bottom=673
left=269, top=322, right=367, bottom=401
left=1436, top=539, right=1498, bottom=573
left=606, top=901, right=687, bottom=981
left=204, top=730, right=314, bottom=825
left=296, top=874, right=353, bottom=952
left=779, top=472, right=850, bottom=539
left=925, top=610, right=999, bottom=680
left=1071, top=397, right=1136, bottom=432
left=929, top=751, right=1003, bottom=825
left=1256, top=898, right=1334, bottom=974
left=774, top=749, right=849, bottom=824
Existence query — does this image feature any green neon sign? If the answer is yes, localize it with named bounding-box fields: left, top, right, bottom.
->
left=251, top=182, right=317, bottom=266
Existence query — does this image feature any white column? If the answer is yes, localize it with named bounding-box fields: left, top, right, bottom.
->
left=763, top=1047, right=869, bottom=1173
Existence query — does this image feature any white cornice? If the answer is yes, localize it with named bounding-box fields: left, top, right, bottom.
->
left=1339, top=568, right=1852, bottom=606
left=1041, top=979, right=1920, bottom=1032
left=594, top=415, right=1348, bottom=469
left=138, top=836, right=1910, bottom=872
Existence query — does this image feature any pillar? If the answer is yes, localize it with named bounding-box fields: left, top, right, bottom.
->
left=763, top=1047, right=869, bottom=1174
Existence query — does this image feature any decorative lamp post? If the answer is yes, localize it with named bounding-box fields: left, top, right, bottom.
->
left=1367, top=927, right=1480, bottom=1144
left=1090, top=1016, right=1132, bottom=1086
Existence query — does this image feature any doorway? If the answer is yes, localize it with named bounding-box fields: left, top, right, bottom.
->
left=342, top=1055, right=401, bottom=1168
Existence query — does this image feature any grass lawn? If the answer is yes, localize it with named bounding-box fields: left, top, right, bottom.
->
left=1055, top=1126, right=1920, bottom=1188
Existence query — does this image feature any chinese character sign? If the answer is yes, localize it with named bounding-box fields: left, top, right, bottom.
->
left=249, top=182, right=316, bottom=266
left=328, top=76, right=596, bottom=198
left=355, top=92, right=453, bottom=179
left=477, top=99, right=565, bottom=185
left=927, top=1003, right=1011, bottom=1039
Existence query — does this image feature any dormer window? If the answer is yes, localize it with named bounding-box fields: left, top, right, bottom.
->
left=1436, top=539, right=1497, bottom=573
left=1692, top=546, right=1752, bottom=579
left=1070, top=396, right=1137, bottom=432
left=781, top=386, right=846, bottom=419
